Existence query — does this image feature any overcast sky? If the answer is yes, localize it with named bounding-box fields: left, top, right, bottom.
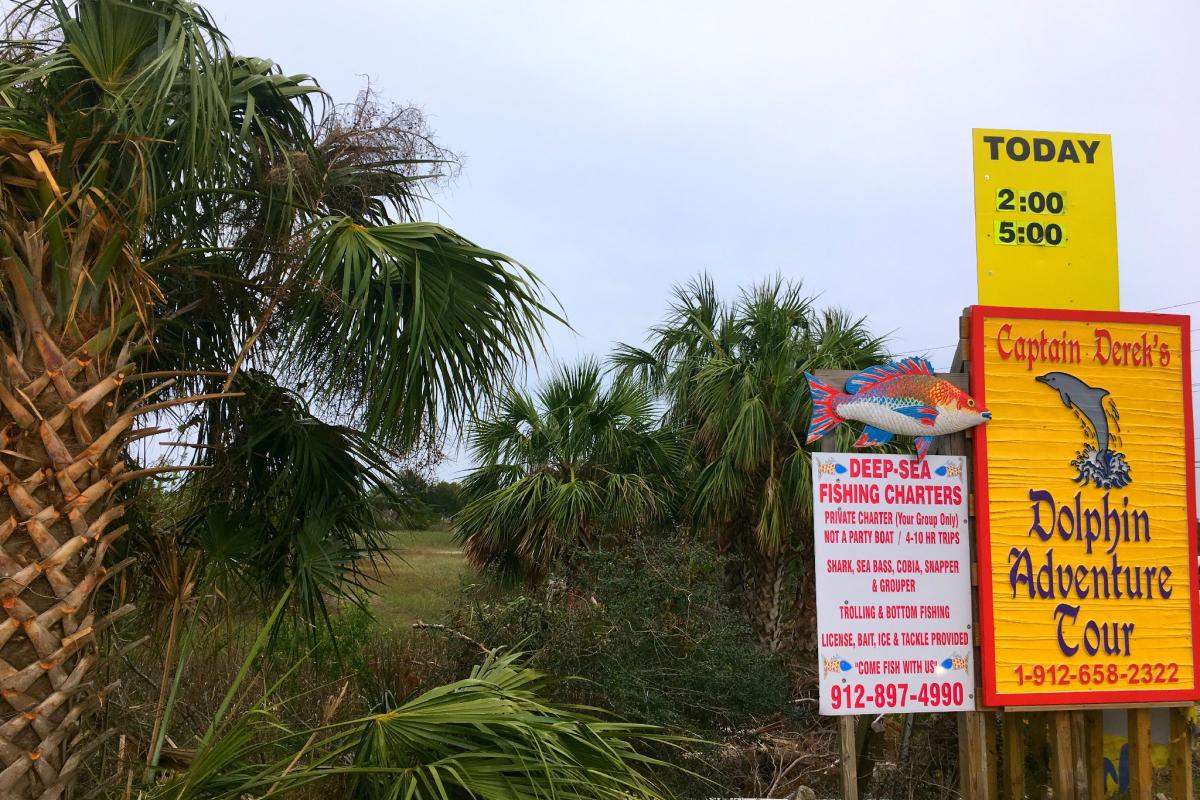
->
left=201, top=0, right=1199, bottom=477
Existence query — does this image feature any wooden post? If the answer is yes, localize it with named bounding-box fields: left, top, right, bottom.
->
left=1028, top=713, right=1050, bottom=799
left=960, top=711, right=996, bottom=799
left=987, top=712, right=1000, bottom=800
left=1071, top=711, right=1089, bottom=799
left=839, top=714, right=858, bottom=800
left=1085, top=710, right=1105, bottom=800
left=1128, top=707, right=1153, bottom=800
left=820, top=431, right=858, bottom=800
left=1050, top=711, right=1075, bottom=800
left=1003, top=712, right=1026, bottom=800
left=959, top=712, right=972, bottom=799
left=945, top=324, right=997, bottom=800
left=1169, top=706, right=1193, bottom=800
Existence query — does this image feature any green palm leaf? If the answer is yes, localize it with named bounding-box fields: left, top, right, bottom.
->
left=145, top=648, right=676, bottom=800
left=285, top=217, right=559, bottom=448
left=458, top=359, right=680, bottom=583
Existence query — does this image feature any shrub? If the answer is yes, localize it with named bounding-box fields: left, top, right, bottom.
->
left=449, top=535, right=794, bottom=795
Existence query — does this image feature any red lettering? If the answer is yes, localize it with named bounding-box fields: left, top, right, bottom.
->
left=997, top=323, right=1013, bottom=359
left=1093, top=328, right=1111, bottom=364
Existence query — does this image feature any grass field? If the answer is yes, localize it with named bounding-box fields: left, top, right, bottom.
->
left=369, top=529, right=468, bottom=627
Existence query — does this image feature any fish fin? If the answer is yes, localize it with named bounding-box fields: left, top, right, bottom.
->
left=896, top=356, right=935, bottom=375
left=914, top=435, right=933, bottom=460
left=1058, top=390, right=1072, bottom=409
left=894, top=404, right=938, bottom=427
left=844, top=357, right=935, bottom=395
left=804, top=372, right=844, bottom=444
left=853, top=425, right=895, bottom=448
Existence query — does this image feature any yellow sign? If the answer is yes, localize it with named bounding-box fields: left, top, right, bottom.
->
left=970, top=306, right=1198, bottom=706
left=972, top=129, right=1119, bottom=310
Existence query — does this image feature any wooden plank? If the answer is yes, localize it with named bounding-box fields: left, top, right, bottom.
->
left=1086, top=710, right=1105, bottom=800
left=820, top=432, right=856, bottom=800
left=987, top=713, right=999, bottom=800
left=810, top=368, right=968, bottom=391
left=1007, top=701, right=1191, bottom=712
left=1050, top=711, right=1074, bottom=800
left=952, top=310, right=971, bottom=373
left=1071, top=711, right=1089, bottom=799
left=960, top=711, right=996, bottom=800
left=839, top=714, right=858, bottom=800
left=1169, top=707, right=1192, bottom=800
left=1027, top=713, right=1049, bottom=800
left=959, top=712, right=972, bottom=800
left=1128, top=707, right=1153, bottom=800
left=1003, top=713, right=1026, bottom=800
left=944, top=340, right=994, bottom=800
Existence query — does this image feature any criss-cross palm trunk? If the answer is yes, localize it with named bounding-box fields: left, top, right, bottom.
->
left=0, top=323, right=133, bottom=797
left=753, top=548, right=790, bottom=653
left=0, top=138, right=153, bottom=798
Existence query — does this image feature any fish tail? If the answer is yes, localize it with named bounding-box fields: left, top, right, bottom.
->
left=805, top=372, right=844, bottom=444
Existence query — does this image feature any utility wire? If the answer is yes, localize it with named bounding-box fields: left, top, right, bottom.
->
left=893, top=301, right=1200, bottom=360
left=1147, top=300, right=1200, bottom=312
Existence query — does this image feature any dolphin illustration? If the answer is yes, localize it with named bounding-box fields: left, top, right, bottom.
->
left=1035, top=372, right=1111, bottom=455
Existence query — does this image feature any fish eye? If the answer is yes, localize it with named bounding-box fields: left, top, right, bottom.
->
left=967, top=398, right=975, bottom=408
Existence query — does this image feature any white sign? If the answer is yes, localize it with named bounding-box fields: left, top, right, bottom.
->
left=812, top=453, right=975, bottom=715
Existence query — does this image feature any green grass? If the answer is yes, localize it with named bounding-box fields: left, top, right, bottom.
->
left=370, top=529, right=467, bottom=627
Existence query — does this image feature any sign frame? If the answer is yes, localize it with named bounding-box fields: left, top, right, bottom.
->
left=972, top=128, right=1119, bottom=311
left=812, top=452, right=976, bottom=716
left=970, top=304, right=1199, bottom=707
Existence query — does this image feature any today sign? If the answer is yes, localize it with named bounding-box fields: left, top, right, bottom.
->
left=972, top=128, right=1119, bottom=312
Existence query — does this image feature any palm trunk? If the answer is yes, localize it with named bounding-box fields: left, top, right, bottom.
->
left=790, top=529, right=818, bottom=665
left=0, top=138, right=161, bottom=798
left=753, top=548, right=791, bottom=653
left=0, top=327, right=134, bottom=798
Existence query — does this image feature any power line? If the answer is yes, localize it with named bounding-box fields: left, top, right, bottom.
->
left=893, top=301, right=1200, bottom=360
left=1147, top=300, right=1200, bottom=312
left=890, top=343, right=958, bottom=357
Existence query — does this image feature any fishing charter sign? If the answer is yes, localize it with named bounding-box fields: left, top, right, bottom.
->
left=971, top=306, right=1199, bottom=706
left=813, top=453, right=975, bottom=714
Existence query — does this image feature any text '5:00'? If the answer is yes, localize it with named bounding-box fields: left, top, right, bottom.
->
left=994, top=220, right=1065, bottom=246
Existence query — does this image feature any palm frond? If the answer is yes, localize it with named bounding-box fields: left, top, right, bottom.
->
left=284, top=217, right=558, bottom=448
left=146, top=645, right=677, bottom=800
left=177, top=371, right=396, bottom=631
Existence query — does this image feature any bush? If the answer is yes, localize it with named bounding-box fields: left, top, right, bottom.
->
left=449, top=535, right=794, bottom=795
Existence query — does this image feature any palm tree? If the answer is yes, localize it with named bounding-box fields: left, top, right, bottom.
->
left=457, top=360, right=679, bottom=584
left=614, top=277, right=888, bottom=652
left=0, top=1, right=555, bottom=795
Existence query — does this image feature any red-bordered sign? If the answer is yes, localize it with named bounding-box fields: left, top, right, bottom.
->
left=971, top=305, right=1198, bottom=707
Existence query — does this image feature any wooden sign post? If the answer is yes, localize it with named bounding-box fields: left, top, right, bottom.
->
left=813, top=304, right=1197, bottom=798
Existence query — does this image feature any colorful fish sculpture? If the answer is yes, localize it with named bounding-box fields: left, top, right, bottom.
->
left=805, top=357, right=991, bottom=460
